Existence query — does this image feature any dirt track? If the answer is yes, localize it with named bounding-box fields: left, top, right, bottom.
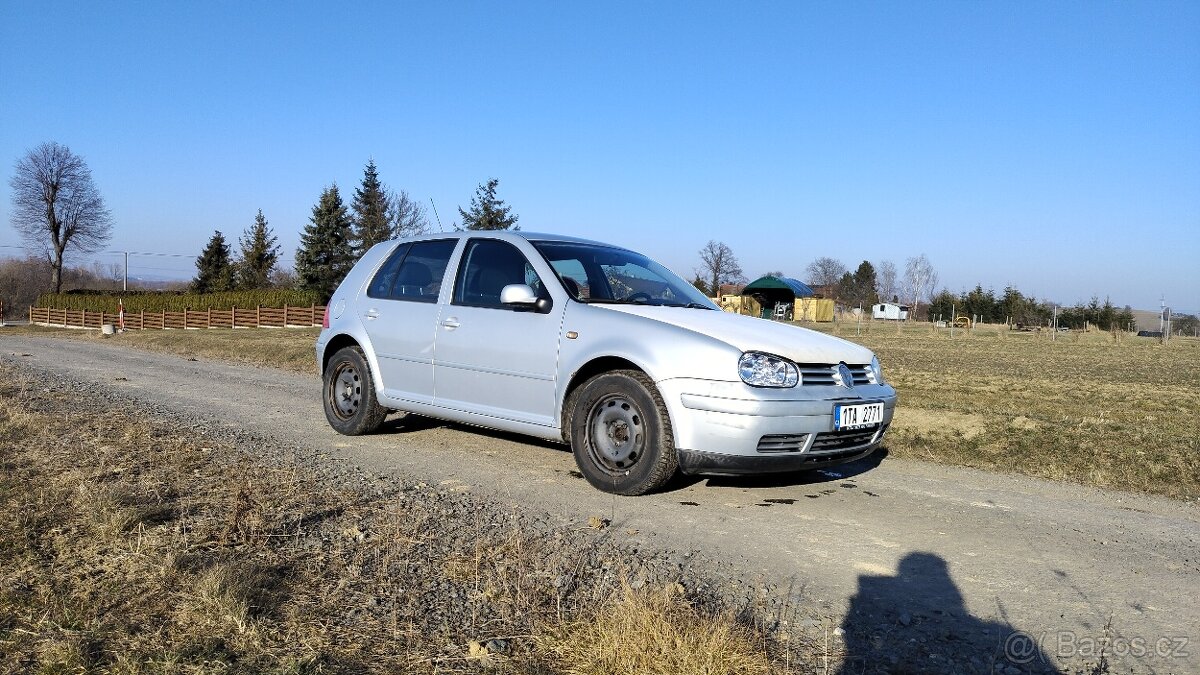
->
left=3, top=333, right=1197, bottom=674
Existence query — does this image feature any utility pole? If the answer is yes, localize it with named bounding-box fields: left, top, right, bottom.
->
left=123, top=251, right=128, bottom=291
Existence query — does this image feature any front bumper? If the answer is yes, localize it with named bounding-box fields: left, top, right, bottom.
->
left=656, top=378, right=896, bottom=476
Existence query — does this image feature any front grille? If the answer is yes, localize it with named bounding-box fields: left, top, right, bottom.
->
left=797, top=363, right=873, bottom=386
left=810, top=425, right=884, bottom=454
left=756, top=433, right=811, bottom=453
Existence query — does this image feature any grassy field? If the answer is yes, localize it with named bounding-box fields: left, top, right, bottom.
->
left=0, top=365, right=781, bottom=673
left=3, top=324, right=322, bottom=373
left=815, top=321, right=1200, bottom=499
left=6, top=321, right=1198, bottom=499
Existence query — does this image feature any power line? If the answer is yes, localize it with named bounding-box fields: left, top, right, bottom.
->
left=104, top=250, right=197, bottom=258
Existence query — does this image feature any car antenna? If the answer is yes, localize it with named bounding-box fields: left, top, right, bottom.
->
left=429, top=198, right=445, bottom=232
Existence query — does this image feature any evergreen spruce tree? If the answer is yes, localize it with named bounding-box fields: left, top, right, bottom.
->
left=851, top=261, right=879, bottom=308
left=296, top=184, right=355, bottom=301
left=192, top=230, right=234, bottom=293
left=351, top=159, right=392, bottom=254
left=458, top=178, right=519, bottom=230
left=236, top=209, right=281, bottom=289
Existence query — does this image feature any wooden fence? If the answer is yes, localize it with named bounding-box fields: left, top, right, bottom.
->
left=29, top=304, right=326, bottom=330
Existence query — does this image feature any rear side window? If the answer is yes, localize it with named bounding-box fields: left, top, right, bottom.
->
left=453, top=239, right=544, bottom=309
left=367, top=239, right=457, bottom=302
left=367, top=244, right=411, bottom=298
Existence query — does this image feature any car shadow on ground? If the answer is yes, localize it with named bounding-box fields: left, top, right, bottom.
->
left=665, top=448, right=889, bottom=492
left=836, top=551, right=1058, bottom=674
left=378, top=412, right=566, bottom=450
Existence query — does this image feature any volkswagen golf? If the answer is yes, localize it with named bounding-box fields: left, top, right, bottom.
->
left=316, top=231, right=896, bottom=495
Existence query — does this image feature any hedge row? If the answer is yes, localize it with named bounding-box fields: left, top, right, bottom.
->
left=35, top=289, right=323, bottom=313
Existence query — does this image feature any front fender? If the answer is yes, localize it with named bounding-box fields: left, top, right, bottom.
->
left=554, top=303, right=743, bottom=433
left=558, top=303, right=743, bottom=385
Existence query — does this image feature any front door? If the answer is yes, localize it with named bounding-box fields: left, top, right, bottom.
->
left=433, top=238, right=563, bottom=428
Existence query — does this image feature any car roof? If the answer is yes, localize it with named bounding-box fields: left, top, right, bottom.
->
left=397, top=230, right=617, bottom=248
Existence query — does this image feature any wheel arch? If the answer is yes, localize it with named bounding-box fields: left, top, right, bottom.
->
left=321, top=333, right=363, bottom=376
left=559, top=355, right=656, bottom=440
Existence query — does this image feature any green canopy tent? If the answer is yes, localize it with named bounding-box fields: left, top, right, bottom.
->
left=742, top=276, right=815, bottom=320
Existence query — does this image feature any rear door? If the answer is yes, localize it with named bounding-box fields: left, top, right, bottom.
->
left=358, top=238, right=458, bottom=406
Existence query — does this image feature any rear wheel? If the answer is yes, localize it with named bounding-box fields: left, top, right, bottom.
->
left=569, top=370, right=677, bottom=495
left=323, top=346, right=387, bottom=435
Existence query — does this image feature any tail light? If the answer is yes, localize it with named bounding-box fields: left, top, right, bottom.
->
left=322, top=305, right=330, bottom=329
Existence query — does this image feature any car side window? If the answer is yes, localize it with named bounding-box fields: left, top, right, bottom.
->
left=367, top=239, right=457, bottom=302
left=453, top=239, right=544, bottom=309
left=367, top=244, right=411, bottom=299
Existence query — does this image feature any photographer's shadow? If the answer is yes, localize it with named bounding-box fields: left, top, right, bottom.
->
left=839, top=552, right=1058, bottom=674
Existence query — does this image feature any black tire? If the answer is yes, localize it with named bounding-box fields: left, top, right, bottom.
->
left=568, top=370, right=677, bottom=495
left=323, top=346, right=387, bottom=435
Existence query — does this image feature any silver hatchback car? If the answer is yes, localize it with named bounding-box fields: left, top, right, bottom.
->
left=316, top=231, right=896, bottom=495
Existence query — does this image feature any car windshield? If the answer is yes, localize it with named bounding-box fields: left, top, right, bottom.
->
left=532, top=240, right=718, bottom=309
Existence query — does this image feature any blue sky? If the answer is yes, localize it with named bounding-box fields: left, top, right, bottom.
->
left=1, top=1, right=1197, bottom=312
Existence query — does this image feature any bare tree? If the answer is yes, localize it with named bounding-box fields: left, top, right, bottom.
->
left=762, top=270, right=785, bottom=279
left=902, top=254, right=939, bottom=310
left=805, top=256, right=847, bottom=289
left=697, top=240, right=745, bottom=297
left=876, top=260, right=898, bottom=303
left=387, top=188, right=430, bottom=238
left=9, top=142, right=112, bottom=293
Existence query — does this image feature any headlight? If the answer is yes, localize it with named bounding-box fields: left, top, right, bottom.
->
left=738, top=351, right=799, bottom=388
left=869, top=355, right=886, bottom=384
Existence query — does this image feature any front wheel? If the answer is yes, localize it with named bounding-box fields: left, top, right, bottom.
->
left=569, top=370, right=677, bottom=495
left=323, top=346, right=387, bottom=435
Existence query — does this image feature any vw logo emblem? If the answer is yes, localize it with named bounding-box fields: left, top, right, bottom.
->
left=837, top=363, right=854, bottom=388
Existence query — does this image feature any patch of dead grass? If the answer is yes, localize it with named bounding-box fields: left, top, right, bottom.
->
left=7, top=324, right=320, bottom=373
left=538, top=584, right=771, bottom=675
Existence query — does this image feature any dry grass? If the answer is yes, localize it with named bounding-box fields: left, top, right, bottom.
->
left=538, top=584, right=771, bottom=675
left=4, top=324, right=319, bottom=373
left=0, top=364, right=790, bottom=673
left=807, top=321, right=1200, bottom=499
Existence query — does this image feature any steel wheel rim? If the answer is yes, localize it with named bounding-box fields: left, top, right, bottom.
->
left=587, top=394, right=644, bottom=476
left=329, top=361, right=362, bottom=420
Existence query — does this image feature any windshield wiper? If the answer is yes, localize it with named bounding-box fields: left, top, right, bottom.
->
left=658, top=301, right=715, bottom=309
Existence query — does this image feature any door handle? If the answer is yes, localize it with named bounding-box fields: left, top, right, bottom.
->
left=441, top=317, right=460, bottom=329
left=365, top=309, right=380, bottom=321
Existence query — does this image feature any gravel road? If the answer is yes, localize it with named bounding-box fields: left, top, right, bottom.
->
left=3, top=333, right=1197, bottom=674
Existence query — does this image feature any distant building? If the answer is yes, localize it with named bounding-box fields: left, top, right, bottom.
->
left=872, top=302, right=909, bottom=320
left=741, top=276, right=816, bottom=321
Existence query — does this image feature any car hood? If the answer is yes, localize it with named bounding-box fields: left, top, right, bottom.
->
left=596, top=305, right=875, bottom=364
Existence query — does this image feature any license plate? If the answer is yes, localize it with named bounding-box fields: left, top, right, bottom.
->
left=834, top=402, right=883, bottom=430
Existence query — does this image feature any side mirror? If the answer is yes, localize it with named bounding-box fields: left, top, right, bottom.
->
left=500, top=284, right=553, bottom=314
left=500, top=284, right=538, bottom=305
